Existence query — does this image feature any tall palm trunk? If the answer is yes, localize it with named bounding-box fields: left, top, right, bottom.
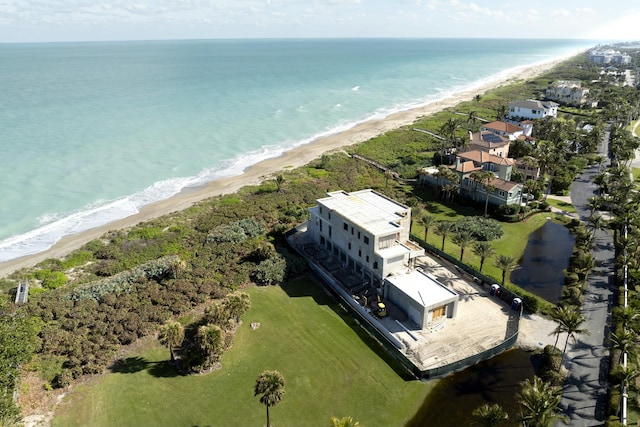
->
left=266, top=405, right=271, bottom=427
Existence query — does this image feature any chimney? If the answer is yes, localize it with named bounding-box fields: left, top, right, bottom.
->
left=468, top=130, right=473, bottom=142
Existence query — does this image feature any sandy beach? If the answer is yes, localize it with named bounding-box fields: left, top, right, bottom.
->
left=0, top=59, right=562, bottom=278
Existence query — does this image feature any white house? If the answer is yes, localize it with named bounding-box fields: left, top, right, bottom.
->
left=383, top=270, right=458, bottom=329
left=307, top=189, right=424, bottom=287
left=545, top=81, right=589, bottom=106
left=507, top=99, right=558, bottom=120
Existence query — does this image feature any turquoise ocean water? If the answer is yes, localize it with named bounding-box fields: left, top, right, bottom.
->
left=0, top=38, right=593, bottom=262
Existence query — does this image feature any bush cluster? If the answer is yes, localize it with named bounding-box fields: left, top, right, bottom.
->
left=454, top=216, right=504, bottom=241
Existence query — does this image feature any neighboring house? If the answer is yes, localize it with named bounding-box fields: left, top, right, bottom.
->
left=456, top=150, right=515, bottom=181
left=504, top=119, right=534, bottom=137
left=480, top=121, right=524, bottom=141
left=467, top=131, right=511, bottom=158
left=515, top=157, right=541, bottom=181
left=307, top=189, right=424, bottom=287
left=519, top=120, right=534, bottom=137
left=383, top=270, right=458, bottom=329
left=453, top=151, right=523, bottom=206
left=589, top=48, right=632, bottom=65
left=418, top=150, right=523, bottom=206
left=545, top=80, right=590, bottom=106
left=507, top=99, right=558, bottom=120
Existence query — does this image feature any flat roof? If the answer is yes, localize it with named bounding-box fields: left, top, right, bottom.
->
left=385, top=270, right=457, bottom=308
left=318, top=189, right=408, bottom=236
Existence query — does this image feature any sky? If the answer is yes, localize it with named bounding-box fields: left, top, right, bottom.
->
left=0, top=0, right=639, bottom=43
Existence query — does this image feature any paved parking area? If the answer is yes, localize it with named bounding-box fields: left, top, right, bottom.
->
left=381, top=254, right=517, bottom=370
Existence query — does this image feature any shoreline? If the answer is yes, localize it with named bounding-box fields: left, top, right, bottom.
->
left=0, top=57, right=563, bottom=278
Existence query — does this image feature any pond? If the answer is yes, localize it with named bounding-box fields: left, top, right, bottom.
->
left=509, top=220, right=575, bottom=303
left=405, top=349, right=536, bottom=426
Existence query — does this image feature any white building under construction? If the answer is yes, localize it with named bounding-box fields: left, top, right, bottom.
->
left=307, top=189, right=425, bottom=288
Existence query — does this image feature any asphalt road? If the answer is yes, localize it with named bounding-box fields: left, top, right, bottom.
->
left=558, top=126, right=615, bottom=426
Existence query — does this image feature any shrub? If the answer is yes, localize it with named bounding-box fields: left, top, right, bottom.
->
left=206, top=217, right=265, bottom=243
left=61, top=250, right=94, bottom=269
left=255, top=256, right=287, bottom=286
left=538, top=345, right=563, bottom=386
left=454, top=216, right=504, bottom=241
left=34, top=270, right=67, bottom=290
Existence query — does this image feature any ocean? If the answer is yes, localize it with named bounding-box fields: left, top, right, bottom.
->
left=0, top=38, right=593, bottom=262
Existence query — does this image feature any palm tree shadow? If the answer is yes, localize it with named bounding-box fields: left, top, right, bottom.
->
left=109, top=356, right=184, bottom=378
left=109, top=357, right=149, bottom=373
left=148, top=360, right=184, bottom=378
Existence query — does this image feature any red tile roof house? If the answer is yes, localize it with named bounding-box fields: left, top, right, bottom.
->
left=467, top=131, right=511, bottom=158
left=452, top=150, right=523, bottom=206
left=480, top=121, right=525, bottom=141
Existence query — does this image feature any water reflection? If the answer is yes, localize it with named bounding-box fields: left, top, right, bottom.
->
left=510, top=220, right=575, bottom=303
left=405, top=349, right=535, bottom=427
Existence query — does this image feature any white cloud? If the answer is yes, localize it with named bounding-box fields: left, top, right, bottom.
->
left=0, top=0, right=638, bottom=42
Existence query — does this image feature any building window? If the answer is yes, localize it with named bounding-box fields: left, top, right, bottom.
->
left=357, top=231, right=361, bottom=239
left=329, top=226, right=332, bottom=238
left=363, top=236, right=369, bottom=245
left=343, top=222, right=348, bottom=231
left=319, top=221, right=323, bottom=232
left=373, top=261, right=378, bottom=269
left=358, top=250, right=361, bottom=257
left=366, top=256, right=369, bottom=263
left=351, top=227, right=354, bottom=235
left=348, top=243, right=351, bottom=250
left=328, top=211, right=331, bottom=220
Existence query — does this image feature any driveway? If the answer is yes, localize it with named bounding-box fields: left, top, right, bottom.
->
left=558, top=125, right=615, bottom=425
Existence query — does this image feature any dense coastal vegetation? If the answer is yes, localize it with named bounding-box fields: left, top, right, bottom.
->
left=2, top=46, right=640, bottom=426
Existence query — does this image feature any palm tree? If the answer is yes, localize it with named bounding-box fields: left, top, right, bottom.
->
left=329, top=416, right=360, bottom=427
left=494, top=254, right=517, bottom=286
left=471, top=403, right=509, bottom=427
left=614, top=306, right=640, bottom=334
left=196, top=324, right=225, bottom=364
left=434, top=165, right=460, bottom=202
left=435, top=221, right=454, bottom=251
left=610, top=330, right=638, bottom=365
left=225, top=291, right=251, bottom=324
left=587, top=214, right=607, bottom=238
left=275, top=174, right=285, bottom=192
left=420, top=213, right=436, bottom=242
left=573, top=252, right=596, bottom=283
left=158, top=319, right=184, bottom=363
left=559, top=310, right=589, bottom=369
left=473, top=241, right=495, bottom=273
left=438, top=117, right=460, bottom=163
left=497, top=104, right=507, bottom=120
left=613, top=364, right=640, bottom=394
left=254, top=370, right=285, bottom=427
left=517, top=376, right=566, bottom=427
left=549, top=305, right=575, bottom=349
left=468, top=110, right=478, bottom=127
left=470, top=170, right=496, bottom=217
left=452, top=230, right=475, bottom=262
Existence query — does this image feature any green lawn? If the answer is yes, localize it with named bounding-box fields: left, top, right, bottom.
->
left=52, top=279, right=432, bottom=427
left=413, top=212, right=558, bottom=287
left=544, top=198, right=578, bottom=214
